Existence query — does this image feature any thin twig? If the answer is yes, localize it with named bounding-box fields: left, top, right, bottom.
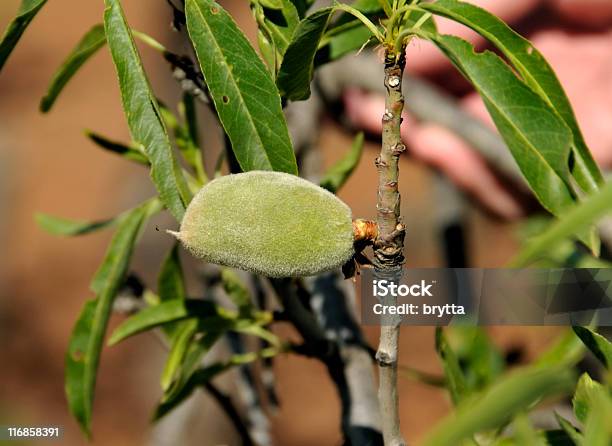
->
left=373, top=48, right=407, bottom=446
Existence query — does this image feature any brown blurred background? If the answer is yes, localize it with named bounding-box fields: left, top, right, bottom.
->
left=0, top=1, right=564, bottom=445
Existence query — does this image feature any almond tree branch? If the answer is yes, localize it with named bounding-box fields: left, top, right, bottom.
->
left=373, top=49, right=407, bottom=446
left=203, top=381, right=255, bottom=446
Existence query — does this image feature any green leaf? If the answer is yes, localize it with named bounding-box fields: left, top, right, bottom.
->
left=435, top=328, right=468, bottom=405
left=104, top=0, right=191, bottom=220
left=257, top=29, right=277, bottom=72
left=494, top=429, right=579, bottom=446
left=159, top=100, right=206, bottom=184
left=543, top=430, right=583, bottom=446
left=221, top=269, right=253, bottom=316
left=85, top=130, right=149, bottom=165
left=320, top=132, right=364, bottom=193
left=65, top=299, right=97, bottom=438
left=235, top=324, right=281, bottom=347
left=160, top=330, right=223, bottom=403
left=317, top=0, right=385, bottom=62
left=513, top=414, right=545, bottom=446
left=0, top=0, right=47, bottom=71
left=572, top=326, right=612, bottom=370
left=65, top=201, right=153, bottom=436
left=422, top=366, right=575, bottom=446
left=446, top=327, right=504, bottom=391
left=157, top=243, right=188, bottom=337
left=510, top=180, right=612, bottom=266
left=427, top=35, right=576, bottom=221
left=185, top=0, right=297, bottom=174
left=258, top=0, right=283, bottom=10
left=182, top=93, right=200, bottom=148
left=158, top=244, right=186, bottom=302
left=40, top=24, right=106, bottom=112
left=153, top=347, right=280, bottom=420
left=36, top=213, right=115, bottom=236
left=554, top=412, right=584, bottom=446
left=351, top=0, right=383, bottom=14
left=288, top=0, right=313, bottom=18
left=328, top=24, right=373, bottom=61
left=421, top=0, right=604, bottom=196
left=180, top=94, right=205, bottom=182
left=535, top=329, right=585, bottom=369
left=277, top=7, right=334, bottom=101
left=154, top=362, right=228, bottom=420
left=161, top=319, right=198, bottom=391
left=582, top=389, right=612, bottom=446
left=107, top=299, right=227, bottom=345
left=256, top=0, right=300, bottom=59
left=572, top=373, right=604, bottom=424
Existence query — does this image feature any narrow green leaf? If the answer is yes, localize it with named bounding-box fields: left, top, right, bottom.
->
left=182, top=93, right=200, bottom=148
left=554, top=412, right=584, bottom=445
left=221, top=269, right=252, bottom=315
left=104, top=0, right=191, bottom=220
left=161, top=331, right=222, bottom=403
left=494, top=429, right=579, bottom=446
left=446, top=327, right=504, bottom=390
left=572, top=326, right=612, bottom=370
left=543, top=430, right=583, bottom=446
left=351, top=0, right=383, bottom=14
left=157, top=243, right=188, bottom=338
left=185, top=0, right=297, bottom=174
left=159, top=100, right=206, bottom=184
left=320, top=132, right=364, bottom=193
left=258, top=0, right=283, bottom=10
left=535, top=329, right=585, bottom=369
left=65, top=201, right=153, bottom=435
left=85, top=130, right=149, bottom=165
left=428, top=35, right=575, bottom=220
left=256, top=0, right=300, bottom=58
left=316, top=0, right=385, bottom=62
left=36, top=213, right=114, bottom=236
left=421, top=0, right=604, bottom=196
left=234, top=324, right=281, bottom=347
left=510, top=180, right=612, bottom=266
left=0, top=0, right=47, bottom=71
left=513, top=414, right=545, bottom=446
left=435, top=328, right=468, bottom=405
left=158, top=244, right=186, bottom=302
left=328, top=24, right=373, bottom=61
left=108, top=299, right=229, bottom=345
left=582, top=390, right=612, bottom=446
left=288, top=0, right=313, bottom=19
left=64, top=299, right=96, bottom=438
left=153, top=347, right=280, bottom=420
left=257, top=29, right=277, bottom=72
left=277, top=7, right=334, bottom=101
left=154, top=362, right=228, bottom=420
left=40, top=24, right=106, bottom=112
left=161, top=319, right=198, bottom=391
left=572, top=373, right=604, bottom=424
left=90, top=200, right=161, bottom=295
left=422, top=366, right=575, bottom=446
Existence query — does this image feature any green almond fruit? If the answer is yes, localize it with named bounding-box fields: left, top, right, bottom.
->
left=170, top=171, right=355, bottom=277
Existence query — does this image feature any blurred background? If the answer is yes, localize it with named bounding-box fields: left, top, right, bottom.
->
left=1, top=0, right=609, bottom=444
